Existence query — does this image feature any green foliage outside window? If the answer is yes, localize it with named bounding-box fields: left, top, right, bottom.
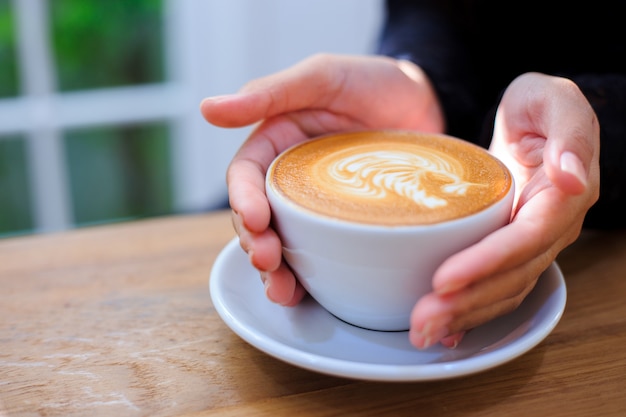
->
left=65, top=123, right=172, bottom=227
left=0, top=0, right=18, bottom=98
left=51, top=0, right=164, bottom=90
left=0, top=137, right=32, bottom=236
left=0, top=0, right=173, bottom=236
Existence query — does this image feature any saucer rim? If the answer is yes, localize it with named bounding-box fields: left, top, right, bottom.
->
left=210, top=237, right=566, bottom=382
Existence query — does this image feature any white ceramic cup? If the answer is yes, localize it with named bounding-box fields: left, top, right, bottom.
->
left=265, top=130, right=514, bottom=331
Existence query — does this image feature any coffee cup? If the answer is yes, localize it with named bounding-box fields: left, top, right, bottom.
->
left=265, top=130, right=514, bottom=331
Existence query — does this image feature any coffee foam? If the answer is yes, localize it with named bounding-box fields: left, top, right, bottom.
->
left=269, top=131, right=512, bottom=226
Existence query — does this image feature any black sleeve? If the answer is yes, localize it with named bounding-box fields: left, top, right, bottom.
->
left=377, top=0, right=626, bottom=229
left=376, top=0, right=482, bottom=141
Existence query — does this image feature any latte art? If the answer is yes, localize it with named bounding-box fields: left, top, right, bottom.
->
left=268, top=131, right=512, bottom=226
left=327, top=149, right=480, bottom=209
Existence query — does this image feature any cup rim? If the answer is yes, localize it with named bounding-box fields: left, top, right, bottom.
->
left=265, top=129, right=514, bottom=231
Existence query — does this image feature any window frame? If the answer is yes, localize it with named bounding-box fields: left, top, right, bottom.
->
left=0, top=0, right=383, bottom=234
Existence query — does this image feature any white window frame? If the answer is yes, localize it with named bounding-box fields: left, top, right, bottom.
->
left=1, top=0, right=383, bottom=233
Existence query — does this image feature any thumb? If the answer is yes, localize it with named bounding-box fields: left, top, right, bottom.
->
left=542, top=88, right=599, bottom=196
left=548, top=149, right=588, bottom=195
left=496, top=72, right=599, bottom=196
left=200, top=92, right=267, bottom=128
left=200, top=54, right=343, bottom=128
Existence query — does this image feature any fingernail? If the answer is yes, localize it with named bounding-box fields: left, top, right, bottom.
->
left=201, top=95, right=231, bottom=104
left=264, top=279, right=278, bottom=304
left=450, top=335, right=461, bottom=349
left=436, top=281, right=462, bottom=295
left=441, top=332, right=465, bottom=349
left=560, top=151, right=587, bottom=187
left=412, top=322, right=449, bottom=350
left=414, top=334, right=433, bottom=350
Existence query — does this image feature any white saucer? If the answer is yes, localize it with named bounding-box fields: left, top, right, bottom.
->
left=210, top=238, right=566, bottom=382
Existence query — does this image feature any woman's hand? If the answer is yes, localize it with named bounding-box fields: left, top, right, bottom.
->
left=409, top=72, right=600, bottom=349
left=200, top=54, right=445, bottom=307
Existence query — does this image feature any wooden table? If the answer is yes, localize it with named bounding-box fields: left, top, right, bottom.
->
left=1, top=210, right=625, bottom=416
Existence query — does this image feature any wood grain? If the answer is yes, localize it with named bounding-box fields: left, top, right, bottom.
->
left=1, top=212, right=625, bottom=416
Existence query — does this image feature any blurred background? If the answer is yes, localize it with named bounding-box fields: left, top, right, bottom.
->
left=0, top=0, right=383, bottom=237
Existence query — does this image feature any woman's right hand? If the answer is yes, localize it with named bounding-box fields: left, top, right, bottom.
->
left=200, top=53, right=445, bottom=307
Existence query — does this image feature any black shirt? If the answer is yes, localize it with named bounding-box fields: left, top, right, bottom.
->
left=378, top=0, right=626, bottom=228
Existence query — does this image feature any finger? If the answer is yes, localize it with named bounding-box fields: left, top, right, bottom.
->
left=410, top=261, right=542, bottom=349
left=233, top=211, right=283, bottom=273
left=443, top=272, right=536, bottom=335
left=417, top=264, right=539, bottom=334
left=410, top=292, right=526, bottom=350
left=432, top=181, right=580, bottom=295
left=247, top=227, right=283, bottom=273
left=262, top=262, right=307, bottom=307
left=411, top=188, right=574, bottom=349
left=200, top=93, right=262, bottom=128
left=227, top=159, right=270, bottom=234
left=226, top=116, right=311, bottom=232
left=431, top=219, right=547, bottom=296
left=543, top=127, right=600, bottom=196
left=444, top=290, right=529, bottom=335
